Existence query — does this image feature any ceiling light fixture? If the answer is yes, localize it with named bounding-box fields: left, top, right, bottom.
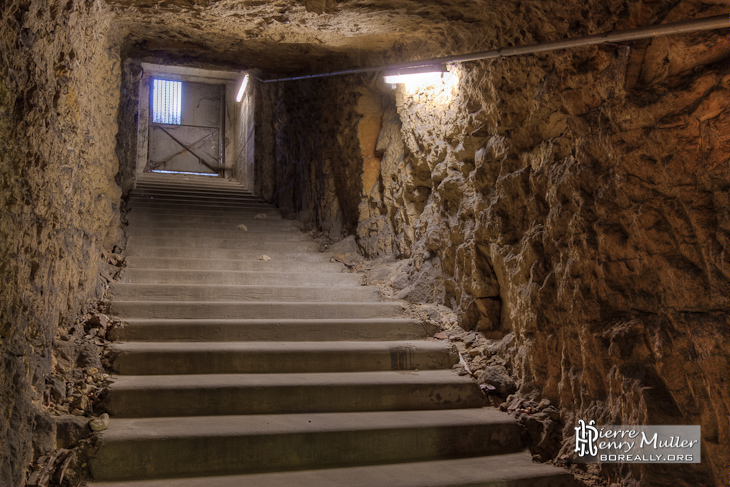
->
left=383, top=65, right=447, bottom=85
left=236, top=74, right=250, bottom=102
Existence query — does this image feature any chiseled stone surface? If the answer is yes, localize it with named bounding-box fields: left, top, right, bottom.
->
left=389, top=49, right=729, bottom=487
left=257, top=2, right=729, bottom=486
left=1, top=1, right=122, bottom=484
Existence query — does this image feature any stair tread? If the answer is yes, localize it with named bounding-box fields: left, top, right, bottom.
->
left=111, top=283, right=365, bottom=290
left=114, top=317, right=434, bottom=342
left=127, top=225, right=298, bottom=236
left=118, top=270, right=359, bottom=284
left=127, top=201, right=276, bottom=208
left=127, top=235, right=314, bottom=243
left=121, top=267, right=352, bottom=277
left=130, top=196, right=267, bottom=204
left=112, top=300, right=398, bottom=307
left=120, top=317, right=420, bottom=324
left=88, top=452, right=574, bottom=487
left=124, top=247, right=334, bottom=261
left=123, top=239, right=320, bottom=251
left=109, top=282, right=380, bottom=302
left=126, top=231, right=306, bottom=238
left=111, top=301, right=403, bottom=320
left=122, top=258, right=344, bottom=270
left=99, top=408, right=515, bottom=440
left=109, top=370, right=473, bottom=389
left=111, top=340, right=448, bottom=354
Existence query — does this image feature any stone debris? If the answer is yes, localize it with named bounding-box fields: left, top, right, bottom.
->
left=259, top=255, right=272, bottom=261
left=457, top=353, right=473, bottom=376
left=254, top=213, right=267, bottom=219
left=237, top=224, right=248, bottom=231
left=89, top=413, right=110, bottom=432
left=26, top=449, right=74, bottom=487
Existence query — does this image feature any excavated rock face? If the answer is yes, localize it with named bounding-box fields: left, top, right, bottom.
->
left=2, top=0, right=728, bottom=485
left=1, top=1, right=123, bottom=484
left=389, top=50, right=729, bottom=487
left=253, top=2, right=729, bottom=487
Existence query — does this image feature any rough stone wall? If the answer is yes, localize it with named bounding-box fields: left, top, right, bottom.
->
left=259, top=9, right=729, bottom=487
left=0, top=2, right=122, bottom=485
left=116, top=58, right=143, bottom=194
left=387, top=47, right=729, bottom=486
left=233, top=78, right=255, bottom=190
left=256, top=75, right=382, bottom=239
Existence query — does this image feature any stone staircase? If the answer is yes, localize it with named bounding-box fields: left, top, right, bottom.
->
left=88, top=172, right=576, bottom=486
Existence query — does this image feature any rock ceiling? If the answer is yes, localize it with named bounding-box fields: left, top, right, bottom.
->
left=104, top=0, right=724, bottom=77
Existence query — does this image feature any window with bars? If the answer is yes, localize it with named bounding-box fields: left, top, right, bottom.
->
left=152, top=79, right=182, bottom=125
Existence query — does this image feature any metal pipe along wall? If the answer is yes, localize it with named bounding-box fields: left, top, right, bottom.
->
left=263, top=15, right=728, bottom=83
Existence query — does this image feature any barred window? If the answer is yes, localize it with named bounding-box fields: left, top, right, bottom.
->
left=152, top=79, right=182, bottom=125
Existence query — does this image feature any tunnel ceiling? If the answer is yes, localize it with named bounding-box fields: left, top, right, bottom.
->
left=106, top=0, right=508, bottom=73
left=104, top=0, right=722, bottom=76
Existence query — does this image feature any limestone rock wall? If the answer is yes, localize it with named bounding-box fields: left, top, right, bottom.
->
left=233, top=76, right=255, bottom=190
left=260, top=8, right=729, bottom=487
left=387, top=45, right=729, bottom=486
left=256, top=75, right=383, bottom=239
left=0, top=2, right=122, bottom=484
left=116, top=58, right=143, bottom=194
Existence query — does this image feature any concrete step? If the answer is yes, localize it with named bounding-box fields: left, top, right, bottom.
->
left=131, top=192, right=265, bottom=204
left=135, top=174, right=248, bottom=189
left=105, top=370, right=482, bottom=417
left=127, top=199, right=277, bottom=209
left=126, top=206, right=281, bottom=217
left=124, top=246, right=333, bottom=261
left=110, top=301, right=404, bottom=320
left=110, top=340, right=454, bottom=375
left=124, top=256, right=343, bottom=272
left=115, top=318, right=437, bottom=342
left=88, top=452, right=577, bottom=487
left=125, top=227, right=310, bottom=241
left=126, top=220, right=303, bottom=232
left=109, top=283, right=380, bottom=302
left=90, top=408, right=525, bottom=481
left=133, top=174, right=248, bottom=187
left=130, top=189, right=263, bottom=199
left=135, top=180, right=252, bottom=190
left=125, top=236, right=319, bottom=252
left=128, top=199, right=274, bottom=210
left=125, top=213, right=296, bottom=228
left=128, top=201, right=275, bottom=213
left=125, top=207, right=283, bottom=218
left=133, top=184, right=258, bottom=194
left=119, top=268, right=361, bottom=286
left=135, top=179, right=244, bottom=187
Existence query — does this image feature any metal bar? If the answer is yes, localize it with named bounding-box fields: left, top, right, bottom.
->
left=149, top=128, right=219, bottom=168
left=263, top=15, right=727, bottom=83
left=155, top=126, right=222, bottom=173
